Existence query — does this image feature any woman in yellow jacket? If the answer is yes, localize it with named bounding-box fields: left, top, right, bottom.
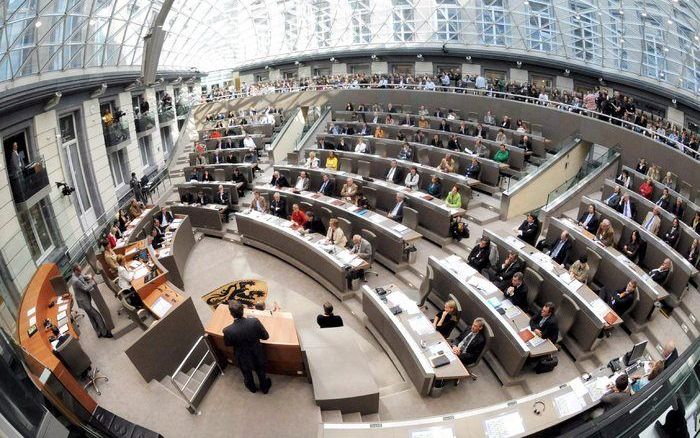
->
left=325, top=151, right=338, bottom=170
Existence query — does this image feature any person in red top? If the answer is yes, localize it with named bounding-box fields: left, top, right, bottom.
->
left=639, top=178, right=654, bottom=200
left=290, top=203, right=308, bottom=229
left=210, top=129, right=222, bottom=139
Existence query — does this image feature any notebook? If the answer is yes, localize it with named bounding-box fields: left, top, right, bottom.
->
left=518, top=328, right=535, bottom=342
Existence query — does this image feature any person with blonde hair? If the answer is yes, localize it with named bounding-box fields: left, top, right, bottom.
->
left=433, top=300, right=458, bottom=338
left=326, top=218, right=347, bottom=247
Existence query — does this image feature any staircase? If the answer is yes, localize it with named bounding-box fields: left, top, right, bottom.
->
left=168, top=336, right=223, bottom=414
left=321, top=409, right=381, bottom=424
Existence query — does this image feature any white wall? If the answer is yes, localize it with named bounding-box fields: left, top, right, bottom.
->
left=371, top=62, right=388, bottom=75
left=509, top=68, right=529, bottom=83
left=667, top=106, right=684, bottom=128
left=414, top=61, right=433, bottom=75
left=82, top=98, right=117, bottom=216
left=461, top=63, right=481, bottom=76
left=555, top=76, right=574, bottom=92
left=331, top=63, right=347, bottom=76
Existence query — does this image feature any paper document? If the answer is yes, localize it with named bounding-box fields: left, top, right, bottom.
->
left=504, top=306, right=521, bottom=319
left=26, top=307, right=36, bottom=317
left=57, top=311, right=67, bottom=320
left=29, top=316, right=36, bottom=326
left=483, top=412, right=525, bottom=438
left=590, top=299, right=610, bottom=317
left=151, top=297, right=173, bottom=318
left=59, top=324, right=68, bottom=334
left=58, top=304, right=68, bottom=312
left=411, top=427, right=455, bottom=438
left=408, top=316, right=435, bottom=336
left=569, top=378, right=588, bottom=397
left=367, top=214, right=384, bottom=224
left=133, top=266, right=149, bottom=279
left=506, top=236, right=526, bottom=249
left=393, top=224, right=409, bottom=233
left=555, top=392, right=585, bottom=417
left=529, top=336, right=546, bottom=347
left=567, top=279, right=583, bottom=293
left=559, top=272, right=573, bottom=284
left=350, top=257, right=365, bottom=268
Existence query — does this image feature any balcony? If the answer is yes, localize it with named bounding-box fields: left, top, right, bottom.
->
left=102, top=118, right=130, bottom=147
left=158, top=105, right=175, bottom=124
left=8, top=155, right=51, bottom=206
left=134, top=110, right=156, bottom=133
left=176, top=101, right=190, bottom=118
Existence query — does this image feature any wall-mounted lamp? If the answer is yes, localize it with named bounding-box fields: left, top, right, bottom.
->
left=516, top=61, right=522, bottom=68
left=330, top=57, right=336, bottom=63
left=564, top=69, right=571, bottom=76
left=89, top=83, right=107, bottom=99
left=465, top=56, right=472, bottom=62
left=371, top=54, right=377, bottom=60
left=43, top=92, right=62, bottom=111
left=416, top=54, right=423, bottom=59
left=294, top=60, right=300, bottom=65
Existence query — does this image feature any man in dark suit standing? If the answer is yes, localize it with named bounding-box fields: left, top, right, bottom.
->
left=69, top=265, right=113, bottom=338
left=451, top=318, right=486, bottom=365
left=223, top=300, right=271, bottom=394
left=317, top=174, right=335, bottom=196
left=529, top=302, right=559, bottom=343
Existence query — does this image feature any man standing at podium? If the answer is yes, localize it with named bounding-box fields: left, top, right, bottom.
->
left=224, top=300, right=272, bottom=394
left=69, top=265, right=113, bottom=338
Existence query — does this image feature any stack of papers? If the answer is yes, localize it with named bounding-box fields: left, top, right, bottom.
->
left=559, top=272, right=573, bottom=284
left=529, top=336, right=546, bottom=347
left=590, top=299, right=610, bottom=318
left=151, top=296, right=173, bottom=318
left=408, top=315, right=435, bottom=336
left=483, top=412, right=525, bottom=438
left=393, top=224, right=409, bottom=233
left=367, top=214, right=384, bottom=224
left=555, top=392, right=585, bottom=417
left=566, top=279, right=583, bottom=293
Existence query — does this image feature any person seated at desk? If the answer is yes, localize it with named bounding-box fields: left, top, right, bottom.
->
left=493, top=144, right=510, bottom=164
left=294, top=171, right=311, bottom=191
left=118, top=210, right=128, bottom=232
left=148, top=226, right=164, bottom=249
left=326, top=218, right=347, bottom=247
left=596, top=219, right=615, bottom=247
left=304, top=151, right=320, bottom=169
left=153, top=218, right=167, bottom=234
left=336, top=138, right=349, bottom=151
left=315, top=138, right=332, bottom=150
left=194, top=189, right=209, bottom=206
left=547, top=230, right=573, bottom=265
left=290, top=204, right=307, bottom=229
left=647, top=164, right=661, bottom=182
left=340, top=178, right=359, bottom=204
left=417, top=116, right=430, bottom=129
left=468, top=236, right=491, bottom=272
left=694, top=212, right=700, bottom=234
left=210, top=150, right=225, bottom=165
left=438, top=153, right=456, bottom=173
left=605, top=186, right=622, bottom=209
left=105, top=226, right=118, bottom=249
left=670, top=198, right=684, bottom=219
left=374, top=126, right=385, bottom=139
left=662, top=218, right=681, bottom=247
left=599, top=280, right=637, bottom=316
left=358, top=124, right=371, bottom=137
left=317, top=302, right=344, bottom=328
left=451, top=318, right=486, bottom=366
left=529, top=302, right=558, bottom=343
left=439, top=119, right=450, bottom=132
left=328, top=123, right=340, bottom=135
left=355, top=139, right=368, bottom=153
left=495, top=128, right=507, bottom=144
left=458, top=121, right=468, bottom=136
left=578, top=204, right=599, bottom=233
left=270, top=170, right=290, bottom=188
left=655, top=188, right=672, bottom=211
left=503, top=271, right=528, bottom=309
left=447, top=134, right=460, bottom=151
left=491, top=250, right=524, bottom=290
left=427, top=175, right=442, bottom=197
left=318, top=174, right=335, bottom=196
left=303, top=211, right=325, bottom=235
left=639, top=178, right=654, bottom=200
left=687, top=238, right=699, bottom=266
left=242, top=134, right=256, bottom=149
left=649, top=258, right=673, bottom=284
left=518, top=135, right=533, bottom=154
left=396, top=132, right=406, bottom=142
left=404, top=167, right=419, bottom=189
left=128, top=198, right=144, bottom=219
left=615, top=169, right=631, bottom=188
left=450, top=214, right=470, bottom=241
left=432, top=299, right=458, bottom=338
left=473, top=123, right=487, bottom=138
left=385, top=160, right=402, bottom=184
left=270, top=192, right=286, bottom=218
left=465, top=158, right=481, bottom=180
left=413, top=130, right=427, bottom=144
left=618, top=194, right=637, bottom=220
left=569, top=254, right=590, bottom=283
left=515, top=213, right=540, bottom=246
left=636, top=158, right=649, bottom=175
left=158, top=207, right=174, bottom=228
left=115, top=255, right=144, bottom=309
left=231, top=167, right=247, bottom=196
left=622, top=230, right=644, bottom=262
left=630, top=360, right=664, bottom=393
left=194, top=153, right=207, bottom=166
left=387, top=193, right=405, bottom=222
left=443, top=185, right=461, bottom=209
left=601, top=374, right=631, bottom=412
left=398, top=142, right=413, bottom=161
left=102, top=240, right=118, bottom=278
left=214, top=185, right=230, bottom=223
left=356, top=191, right=372, bottom=210
left=251, top=190, right=268, bottom=213
left=347, top=234, right=372, bottom=285
left=325, top=151, right=338, bottom=170
left=642, top=206, right=662, bottom=235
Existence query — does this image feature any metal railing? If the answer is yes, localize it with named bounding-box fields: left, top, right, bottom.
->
left=134, top=110, right=156, bottom=133
left=170, top=336, right=223, bottom=414
left=158, top=106, right=175, bottom=123
left=8, top=155, right=50, bottom=205
left=176, top=100, right=191, bottom=117
left=102, top=118, right=130, bottom=148
left=202, top=83, right=699, bottom=161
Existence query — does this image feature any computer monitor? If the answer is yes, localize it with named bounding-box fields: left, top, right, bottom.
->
left=624, top=340, right=648, bottom=366
left=138, top=249, right=149, bottom=262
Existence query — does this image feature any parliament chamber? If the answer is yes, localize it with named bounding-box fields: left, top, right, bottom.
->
left=1, top=1, right=700, bottom=438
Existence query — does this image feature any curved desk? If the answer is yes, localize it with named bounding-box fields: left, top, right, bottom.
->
left=547, top=216, right=668, bottom=330
left=426, top=256, right=556, bottom=382
left=275, top=164, right=465, bottom=245
left=306, top=149, right=474, bottom=209
left=154, top=215, right=196, bottom=289
left=622, top=165, right=698, bottom=224
left=170, top=203, right=226, bottom=236
left=115, top=206, right=157, bottom=247
left=254, top=185, right=422, bottom=272
left=188, top=147, right=255, bottom=166
left=198, top=133, right=264, bottom=150
left=235, top=211, right=368, bottom=300
left=485, top=230, right=620, bottom=354
left=579, top=196, right=697, bottom=299
left=199, top=122, right=274, bottom=141
left=182, top=163, right=254, bottom=184
left=177, top=181, right=242, bottom=206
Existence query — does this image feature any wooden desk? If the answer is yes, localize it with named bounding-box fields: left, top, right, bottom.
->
left=18, top=264, right=97, bottom=421
left=255, top=184, right=422, bottom=272
left=362, top=284, right=469, bottom=396
left=205, top=304, right=304, bottom=376
left=153, top=215, right=196, bottom=289
left=485, top=230, right=621, bottom=352
left=275, top=164, right=465, bottom=245
left=113, top=206, right=157, bottom=249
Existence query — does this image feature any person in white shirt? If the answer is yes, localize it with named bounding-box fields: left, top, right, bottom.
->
left=424, top=79, right=436, bottom=91
left=404, top=167, right=420, bottom=189
left=355, top=140, right=368, bottom=153
left=304, top=151, right=320, bottom=169
left=243, top=135, right=256, bottom=149
left=475, top=75, right=487, bottom=89
left=295, top=171, right=311, bottom=191
left=484, top=111, right=496, bottom=125
left=116, top=255, right=134, bottom=291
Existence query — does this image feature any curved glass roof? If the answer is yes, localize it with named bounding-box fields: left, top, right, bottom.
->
left=159, top=0, right=700, bottom=96
left=0, top=0, right=165, bottom=83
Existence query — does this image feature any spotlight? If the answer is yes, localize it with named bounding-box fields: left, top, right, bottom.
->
left=43, top=92, right=62, bottom=111
left=294, top=60, right=300, bottom=65
left=516, top=61, right=522, bottom=68
left=329, top=57, right=336, bottom=62
left=465, top=56, right=472, bottom=62
left=371, top=54, right=377, bottom=60
left=89, top=83, right=107, bottom=99
left=564, top=69, right=570, bottom=76
left=417, top=54, right=423, bottom=59
left=55, top=182, right=75, bottom=197
left=671, top=98, right=677, bottom=105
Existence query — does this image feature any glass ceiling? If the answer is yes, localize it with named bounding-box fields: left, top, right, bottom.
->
left=1, top=0, right=699, bottom=96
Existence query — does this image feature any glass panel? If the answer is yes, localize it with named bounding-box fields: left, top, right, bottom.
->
left=67, top=142, right=91, bottom=212
left=30, top=201, right=53, bottom=255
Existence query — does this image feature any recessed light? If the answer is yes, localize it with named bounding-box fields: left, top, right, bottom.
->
left=667, top=19, right=673, bottom=24
left=641, top=11, right=647, bottom=17
left=35, top=21, right=42, bottom=27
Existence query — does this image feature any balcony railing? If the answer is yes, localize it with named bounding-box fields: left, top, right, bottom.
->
left=8, top=155, right=50, bottom=205
left=176, top=101, right=190, bottom=117
left=158, top=106, right=175, bottom=123
left=134, top=111, right=156, bottom=133
left=102, top=118, right=130, bottom=147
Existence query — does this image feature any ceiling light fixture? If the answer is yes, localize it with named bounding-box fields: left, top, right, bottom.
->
left=35, top=21, right=42, bottom=27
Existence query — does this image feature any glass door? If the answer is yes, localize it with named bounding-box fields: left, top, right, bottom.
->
left=59, top=114, right=96, bottom=231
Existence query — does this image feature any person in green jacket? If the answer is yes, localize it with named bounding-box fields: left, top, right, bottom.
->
left=493, top=143, right=510, bottom=163
left=445, top=185, right=462, bottom=208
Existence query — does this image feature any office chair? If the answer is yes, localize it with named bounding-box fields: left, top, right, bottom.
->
left=524, top=267, right=544, bottom=315
left=54, top=336, right=108, bottom=395
left=360, top=229, right=379, bottom=281
left=119, top=290, right=149, bottom=331
left=556, top=295, right=579, bottom=349
left=463, top=321, right=493, bottom=382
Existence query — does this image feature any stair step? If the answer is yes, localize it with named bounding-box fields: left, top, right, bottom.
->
left=444, top=242, right=470, bottom=259
left=361, top=413, right=380, bottom=423
left=341, top=412, right=363, bottom=423
left=465, top=206, right=500, bottom=226
left=321, top=410, right=343, bottom=423
left=395, top=269, right=423, bottom=291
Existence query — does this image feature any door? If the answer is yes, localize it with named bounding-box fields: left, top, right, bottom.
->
left=59, top=114, right=97, bottom=230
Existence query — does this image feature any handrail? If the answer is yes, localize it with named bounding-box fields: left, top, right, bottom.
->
left=171, top=335, right=207, bottom=379
left=201, top=84, right=698, bottom=161
left=295, top=106, right=330, bottom=152
left=169, top=335, right=224, bottom=414
left=268, top=107, right=300, bottom=151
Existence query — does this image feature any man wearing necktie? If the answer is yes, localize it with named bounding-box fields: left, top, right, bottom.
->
left=620, top=195, right=636, bottom=219
left=385, top=160, right=402, bottom=184
left=642, top=207, right=662, bottom=235
left=451, top=318, right=486, bottom=365
left=548, top=231, right=572, bottom=265
left=318, top=174, right=334, bottom=196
